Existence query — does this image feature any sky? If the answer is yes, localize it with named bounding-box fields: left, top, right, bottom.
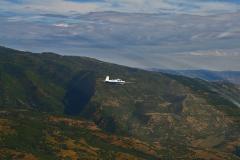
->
left=0, top=0, right=240, bottom=70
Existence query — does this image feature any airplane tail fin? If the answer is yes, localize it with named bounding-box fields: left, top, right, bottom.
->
left=105, top=76, right=110, bottom=81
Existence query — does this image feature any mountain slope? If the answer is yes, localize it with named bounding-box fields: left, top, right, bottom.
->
left=156, top=69, right=240, bottom=85
left=0, top=46, right=240, bottom=159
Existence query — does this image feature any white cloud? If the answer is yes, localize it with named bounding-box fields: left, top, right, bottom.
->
left=193, top=1, right=240, bottom=15
left=179, top=49, right=240, bottom=57
left=217, top=32, right=234, bottom=39
left=54, top=23, right=70, bottom=28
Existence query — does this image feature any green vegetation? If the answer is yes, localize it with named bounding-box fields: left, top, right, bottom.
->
left=0, top=46, right=240, bottom=159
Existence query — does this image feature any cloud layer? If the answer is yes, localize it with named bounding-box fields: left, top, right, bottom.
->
left=1, top=0, right=240, bottom=70
left=2, top=0, right=240, bottom=15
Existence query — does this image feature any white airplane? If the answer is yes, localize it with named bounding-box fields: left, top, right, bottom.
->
left=104, top=76, right=126, bottom=85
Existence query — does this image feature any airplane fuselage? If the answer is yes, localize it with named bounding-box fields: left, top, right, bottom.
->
left=104, top=76, right=126, bottom=85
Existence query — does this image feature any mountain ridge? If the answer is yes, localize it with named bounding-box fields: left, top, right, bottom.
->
left=0, top=46, right=240, bottom=159
left=152, top=69, right=240, bottom=85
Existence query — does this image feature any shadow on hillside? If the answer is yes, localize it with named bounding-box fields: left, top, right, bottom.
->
left=64, top=71, right=96, bottom=116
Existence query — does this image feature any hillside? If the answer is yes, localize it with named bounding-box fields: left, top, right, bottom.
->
left=155, top=69, right=240, bottom=85
left=0, top=46, right=240, bottom=159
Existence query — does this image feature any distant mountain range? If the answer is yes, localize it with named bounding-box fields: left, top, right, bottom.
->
left=0, top=46, right=240, bottom=159
left=152, top=69, right=240, bottom=85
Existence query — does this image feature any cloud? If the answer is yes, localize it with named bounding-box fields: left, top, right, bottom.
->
left=0, top=0, right=101, bottom=15
left=1, top=11, right=240, bottom=70
left=65, top=0, right=106, bottom=2
left=1, top=0, right=240, bottom=15
left=54, top=23, right=70, bottom=28
left=180, top=50, right=240, bottom=57
left=1, top=0, right=240, bottom=70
